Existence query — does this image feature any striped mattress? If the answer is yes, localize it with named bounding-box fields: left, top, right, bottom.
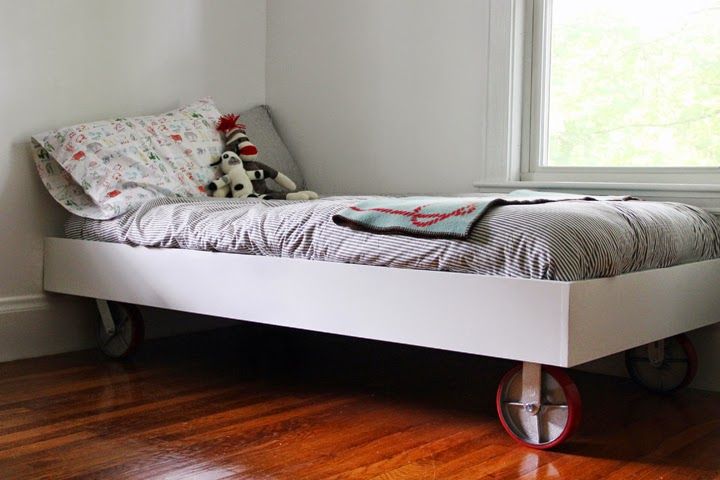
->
left=65, top=196, right=720, bottom=281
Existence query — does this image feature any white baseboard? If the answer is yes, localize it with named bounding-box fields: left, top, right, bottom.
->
left=0, top=294, right=96, bottom=362
left=0, top=294, right=51, bottom=314
left=0, top=293, right=234, bottom=363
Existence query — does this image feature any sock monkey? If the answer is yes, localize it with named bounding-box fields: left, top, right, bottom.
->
left=210, top=114, right=318, bottom=201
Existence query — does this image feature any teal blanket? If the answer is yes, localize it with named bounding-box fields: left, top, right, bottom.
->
left=332, top=190, right=632, bottom=239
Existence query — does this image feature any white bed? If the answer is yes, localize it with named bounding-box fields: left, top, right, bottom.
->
left=33, top=97, right=720, bottom=449
left=43, top=236, right=720, bottom=449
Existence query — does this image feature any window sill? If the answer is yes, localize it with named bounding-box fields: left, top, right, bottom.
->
left=472, top=181, right=720, bottom=214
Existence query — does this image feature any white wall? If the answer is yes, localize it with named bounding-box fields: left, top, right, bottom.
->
left=266, top=0, right=720, bottom=392
left=267, top=0, right=491, bottom=195
left=3, top=0, right=719, bottom=393
left=0, top=0, right=266, bottom=361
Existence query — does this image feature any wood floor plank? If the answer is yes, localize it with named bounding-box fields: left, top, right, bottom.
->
left=0, top=324, right=718, bottom=479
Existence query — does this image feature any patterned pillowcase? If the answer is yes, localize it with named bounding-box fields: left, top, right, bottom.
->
left=32, top=98, right=223, bottom=219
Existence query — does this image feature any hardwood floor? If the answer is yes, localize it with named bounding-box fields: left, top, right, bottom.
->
left=0, top=323, right=718, bottom=479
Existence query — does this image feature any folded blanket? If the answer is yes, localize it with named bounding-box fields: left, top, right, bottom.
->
left=332, top=190, right=633, bottom=239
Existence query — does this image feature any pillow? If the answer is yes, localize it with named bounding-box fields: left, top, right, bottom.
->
left=32, top=98, right=224, bottom=219
left=238, top=105, right=305, bottom=190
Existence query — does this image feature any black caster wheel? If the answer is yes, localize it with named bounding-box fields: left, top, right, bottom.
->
left=625, top=334, right=698, bottom=393
left=96, top=301, right=145, bottom=359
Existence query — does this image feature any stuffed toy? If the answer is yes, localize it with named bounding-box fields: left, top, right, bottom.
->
left=207, top=151, right=256, bottom=198
left=211, top=114, right=318, bottom=200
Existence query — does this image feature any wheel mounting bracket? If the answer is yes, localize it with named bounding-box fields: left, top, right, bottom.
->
left=648, top=340, right=665, bottom=367
left=521, top=362, right=542, bottom=416
left=96, top=299, right=116, bottom=336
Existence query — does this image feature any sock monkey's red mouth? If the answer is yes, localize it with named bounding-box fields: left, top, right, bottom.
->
left=239, top=145, right=258, bottom=156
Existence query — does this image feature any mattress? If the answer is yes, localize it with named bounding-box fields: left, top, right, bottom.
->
left=65, top=196, right=720, bottom=281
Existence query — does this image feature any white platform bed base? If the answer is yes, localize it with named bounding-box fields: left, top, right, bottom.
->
left=44, top=237, right=720, bottom=367
left=43, top=237, right=720, bottom=448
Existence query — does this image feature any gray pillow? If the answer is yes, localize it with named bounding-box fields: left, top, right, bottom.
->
left=237, top=105, right=305, bottom=190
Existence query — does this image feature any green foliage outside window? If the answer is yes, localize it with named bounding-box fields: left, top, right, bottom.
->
left=548, top=0, right=720, bottom=167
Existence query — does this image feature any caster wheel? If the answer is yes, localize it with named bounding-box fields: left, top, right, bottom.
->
left=496, top=365, right=582, bottom=449
left=97, top=302, right=144, bottom=359
left=625, top=334, right=698, bottom=393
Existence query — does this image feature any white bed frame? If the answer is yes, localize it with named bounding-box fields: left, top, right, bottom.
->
left=42, top=236, right=720, bottom=448
left=44, top=237, right=720, bottom=368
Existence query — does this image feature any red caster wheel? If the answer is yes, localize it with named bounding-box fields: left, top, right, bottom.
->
left=96, top=300, right=145, bottom=359
left=496, top=363, right=582, bottom=449
left=625, top=334, right=698, bottom=393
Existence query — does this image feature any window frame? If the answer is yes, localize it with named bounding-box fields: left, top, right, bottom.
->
left=521, top=0, right=720, bottom=184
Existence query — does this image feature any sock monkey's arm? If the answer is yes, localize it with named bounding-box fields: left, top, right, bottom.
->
left=252, top=161, right=297, bottom=191
left=273, top=172, right=296, bottom=191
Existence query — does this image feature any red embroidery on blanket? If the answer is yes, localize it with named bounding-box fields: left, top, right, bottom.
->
left=349, top=203, right=477, bottom=228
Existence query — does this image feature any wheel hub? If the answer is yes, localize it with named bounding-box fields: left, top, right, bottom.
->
left=524, top=403, right=540, bottom=415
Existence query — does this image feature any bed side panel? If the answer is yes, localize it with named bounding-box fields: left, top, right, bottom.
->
left=567, top=259, right=720, bottom=367
left=44, top=238, right=571, bottom=365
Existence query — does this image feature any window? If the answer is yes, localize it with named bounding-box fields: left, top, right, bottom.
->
left=524, top=0, right=720, bottom=183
